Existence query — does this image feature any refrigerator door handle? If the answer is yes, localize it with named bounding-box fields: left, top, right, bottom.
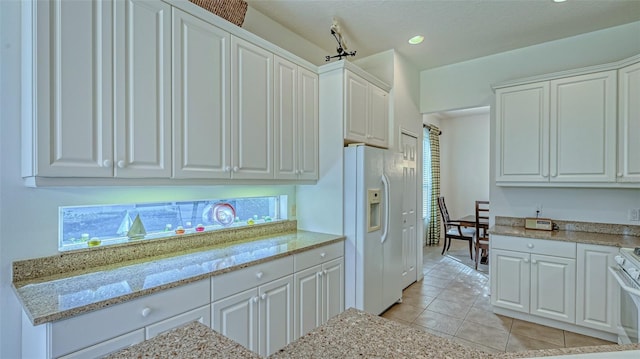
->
left=381, top=173, right=390, bottom=244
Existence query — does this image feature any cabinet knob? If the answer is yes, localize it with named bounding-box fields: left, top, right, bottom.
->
left=102, top=159, right=112, bottom=167
left=617, top=173, right=623, bottom=177
left=224, top=166, right=231, bottom=172
left=252, top=296, right=259, bottom=303
left=320, top=252, right=326, bottom=258
left=532, top=259, right=537, bottom=264
left=256, top=271, right=263, bottom=279
left=141, top=307, right=152, bottom=317
left=233, top=166, right=239, bottom=172
left=527, top=243, right=534, bottom=249
left=117, top=160, right=126, bottom=168
left=318, top=271, right=323, bottom=277
left=261, top=293, right=267, bottom=300
left=323, top=270, right=328, bottom=275
left=523, top=258, right=529, bottom=263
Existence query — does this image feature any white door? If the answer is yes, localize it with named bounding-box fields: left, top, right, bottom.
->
left=274, top=56, right=298, bottom=180
left=368, top=85, right=389, bottom=148
left=212, top=288, right=258, bottom=353
left=172, top=8, right=230, bottom=179
left=491, top=249, right=529, bottom=313
left=35, top=0, right=114, bottom=177
left=231, top=37, right=274, bottom=179
left=344, top=70, right=368, bottom=143
left=259, top=276, right=294, bottom=356
left=550, top=71, right=617, bottom=182
left=576, top=244, right=618, bottom=333
left=322, top=258, right=344, bottom=323
left=530, top=254, right=576, bottom=323
left=618, top=61, right=640, bottom=183
left=114, top=0, right=171, bottom=178
left=401, top=133, right=418, bottom=289
left=297, top=67, right=319, bottom=180
left=495, top=82, right=550, bottom=183
left=294, top=266, right=322, bottom=339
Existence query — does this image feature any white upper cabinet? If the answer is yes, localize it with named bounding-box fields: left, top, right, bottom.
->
left=172, top=8, right=231, bottom=179
left=495, top=82, right=550, bottom=183
left=549, top=71, right=617, bottom=183
left=344, top=70, right=389, bottom=148
left=618, top=61, right=640, bottom=183
left=231, top=37, right=274, bottom=179
left=21, top=0, right=319, bottom=186
left=274, top=56, right=319, bottom=180
left=114, top=0, right=172, bottom=178
left=494, top=55, right=639, bottom=187
left=24, top=0, right=115, bottom=179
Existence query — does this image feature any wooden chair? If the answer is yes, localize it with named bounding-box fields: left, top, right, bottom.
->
left=474, top=200, right=490, bottom=270
left=437, top=196, right=474, bottom=259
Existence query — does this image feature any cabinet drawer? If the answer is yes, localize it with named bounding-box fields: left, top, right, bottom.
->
left=51, top=279, right=210, bottom=358
left=491, top=235, right=576, bottom=258
left=294, top=241, right=344, bottom=272
left=211, top=255, right=293, bottom=301
left=145, top=305, right=210, bottom=339
left=58, top=329, right=145, bottom=359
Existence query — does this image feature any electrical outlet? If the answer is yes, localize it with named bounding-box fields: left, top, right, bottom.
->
left=630, top=208, right=640, bottom=222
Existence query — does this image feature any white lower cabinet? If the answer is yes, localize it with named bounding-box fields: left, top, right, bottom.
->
left=491, top=236, right=576, bottom=324
left=576, top=243, right=618, bottom=333
left=294, top=257, right=344, bottom=338
left=22, top=279, right=210, bottom=359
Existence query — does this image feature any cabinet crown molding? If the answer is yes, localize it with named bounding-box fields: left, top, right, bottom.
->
left=319, top=60, right=392, bottom=92
left=492, top=53, right=640, bottom=91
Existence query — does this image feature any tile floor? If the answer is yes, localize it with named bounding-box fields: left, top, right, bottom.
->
left=381, top=240, right=615, bottom=354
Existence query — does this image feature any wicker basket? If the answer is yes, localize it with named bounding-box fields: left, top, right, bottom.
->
left=189, top=0, right=248, bottom=27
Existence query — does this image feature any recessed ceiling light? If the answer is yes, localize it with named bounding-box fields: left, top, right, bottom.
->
left=553, top=0, right=567, bottom=3
left=408, top=35, right=424, bottom=45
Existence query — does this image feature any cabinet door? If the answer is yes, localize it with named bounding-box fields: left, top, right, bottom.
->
left=33, top=0, right=114, bottom=177
left=495, top=82, right=549, bottom=183
left=490, top=249, right=529, bottom=313
left=367, top=85, right=389, bottom=148
left=58, top=329, right=144, bottom=359
left=259, top=275, right=294, bottom=356
left=172, top=8, right=231, bottom=179
left=297, top=67, right=319, bottom=180
left=344, top=70, right=369, bottom=143
left=294, top=265, right=322, bottom=339
left=274, top=56, right=298, bottom=180
left=212, top=288, right=259, bottom=353
left=576, top=244, right=618, bottom=333
left=530, top=254, right=576, bottom=323
left=618, top=61, right=640, bottom=183
left=322, top=258, right=344, bottom=324
left=550, top=71, right=617, bottom=182
left=231, top=37, right=274, bottom=179
left=114, top=0, right=171, bottom=178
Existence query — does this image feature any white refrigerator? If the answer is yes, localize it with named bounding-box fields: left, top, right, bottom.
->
left=344, top=144, right=403, bottom=315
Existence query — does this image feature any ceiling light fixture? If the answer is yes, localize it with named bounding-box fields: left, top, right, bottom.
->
left=552, top=0, right=567, bottom=3
left=408, top=35, right=424, bottom=45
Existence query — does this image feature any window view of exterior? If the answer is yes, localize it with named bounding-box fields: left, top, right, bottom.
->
left=59, top=196, right=282, bottom=251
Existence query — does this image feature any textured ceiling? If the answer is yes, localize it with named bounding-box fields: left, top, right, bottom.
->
left=246, top=0, right=640, bottom=71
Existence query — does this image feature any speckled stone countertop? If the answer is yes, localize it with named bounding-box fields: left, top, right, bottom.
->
left=106, top=308, right=640, bottom=359
left=13, top=224, right=344, bottom=325
left=104, top=321, right=261, bottom=359
left=491, top=217, right=640, bottom=248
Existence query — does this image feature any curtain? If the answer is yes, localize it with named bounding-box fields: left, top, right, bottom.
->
left=424, top=125, right=441, bottom=245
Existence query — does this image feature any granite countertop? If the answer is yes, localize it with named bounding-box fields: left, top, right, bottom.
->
left=13, top=226, right=344, bottom=325
left=490, top=217, right=640, bottom=248
left=107, top=308, right=640, bottom=359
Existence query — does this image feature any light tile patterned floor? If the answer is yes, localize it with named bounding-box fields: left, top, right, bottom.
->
left=380, top=240, right=615, bottom=354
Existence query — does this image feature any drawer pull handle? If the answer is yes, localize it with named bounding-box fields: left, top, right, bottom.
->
left=527, top=244, right=534, bottom=249
left=256, top=271, right=264, bottom=279
left=320, top=252, right=326, bottom=258
left=141, top=307, right=152, bottom=317
left=261, top=293, right=267, bottom=300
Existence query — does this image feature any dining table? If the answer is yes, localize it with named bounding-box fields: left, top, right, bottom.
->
left=455, top=214, right=489, bottom=228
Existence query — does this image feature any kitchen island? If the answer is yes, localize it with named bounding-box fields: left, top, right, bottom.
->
left=106, top=308, right=640, bottom=358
